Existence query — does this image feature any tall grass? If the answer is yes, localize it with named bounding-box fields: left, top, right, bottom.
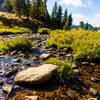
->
left=0, top=35, right=33, bottom=53
left=46, top=30, right=100, bottom=62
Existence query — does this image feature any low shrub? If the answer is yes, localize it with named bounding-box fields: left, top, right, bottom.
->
left=38, top=28, right=51, bottom=34
left=44, top=58, right=72, bottom=84
left=0, top=34, right=33, bottom=53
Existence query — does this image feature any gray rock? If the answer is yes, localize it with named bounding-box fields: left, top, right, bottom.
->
left=66, top=54, right=72, bottom=58
left=24, top=95, right=38, bottom=100
left=11, top=50, right=17, bottom=55
left=71, top=63, right=77, bottom=69
left=63, top=48, right=68, bottom=52
left=89, top=87, right=98, bottom=96
left=32, top=57, right=39, bottom=62
left=14, top=64, right=58, bottom=84
left=66, top=91, right=75, bottom=99
left=12, top=58, right=21, bottom=63
left=73, top=69, right=80, bottom=74
left=4, top=66, right=20, bottom=77
left=90, top=63, right=95, bottom=66
left=40, top=53, right=51, bottom=59
left=82, top=62, right=89, bottom=65
left=90, top=77, right=99, bottom=82
left=2, top=84, right=13, bottom=94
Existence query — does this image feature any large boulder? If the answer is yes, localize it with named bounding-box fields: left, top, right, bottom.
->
left=14, top=64, right=58, bottom=84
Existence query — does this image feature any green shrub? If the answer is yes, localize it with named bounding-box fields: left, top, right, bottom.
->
left=44, top=58, right=72, bottom=84
left=38, top=28, right=51, bottom=34
left=0, top=34, right=33, bottom=53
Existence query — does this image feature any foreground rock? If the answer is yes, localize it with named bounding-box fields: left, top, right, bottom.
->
left=14, top=64, right=58, bottom=85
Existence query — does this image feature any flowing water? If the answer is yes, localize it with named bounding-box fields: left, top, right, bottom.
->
left=0, top=34, right=50, bottom=99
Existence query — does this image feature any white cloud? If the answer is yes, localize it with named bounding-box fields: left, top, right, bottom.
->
left=72, top=13, right=100, bottom=26
left=95, top=14, right=100, bottom=18
left=87, top=0, right=92, bottom=6
left=59, top=0, right=86, bottom=7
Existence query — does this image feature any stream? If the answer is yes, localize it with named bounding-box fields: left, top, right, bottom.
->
left=0, top=34, right=51, bottom=100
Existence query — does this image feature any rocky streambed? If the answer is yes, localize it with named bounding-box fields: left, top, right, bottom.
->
left=0, top=34, right=100, bottom=100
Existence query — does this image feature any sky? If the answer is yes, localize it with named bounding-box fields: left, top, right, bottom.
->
left=47, top=0, right=100, bottom=27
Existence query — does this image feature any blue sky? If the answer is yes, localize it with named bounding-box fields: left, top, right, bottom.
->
left=47, top=0, right=100, bottom=27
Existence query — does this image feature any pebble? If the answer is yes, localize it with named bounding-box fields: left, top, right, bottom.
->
left=89, top=87, right=98, bottom=96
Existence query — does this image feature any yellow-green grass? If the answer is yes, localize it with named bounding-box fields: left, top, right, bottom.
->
left=0, top=26, right=32, bottom=35
left=38, top=28, right=51, bottom=34
left=0, top=35, right=33, bottom=53
left=46, top=30, right=100, bottom=63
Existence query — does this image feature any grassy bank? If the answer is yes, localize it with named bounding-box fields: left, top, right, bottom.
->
left=46, top=30, right=100, bottom=63
left=0, top=13, right=44, bottom=34
left=0, top=35, right=33, bottom=53
left=0, top=26, right=32, bottom=35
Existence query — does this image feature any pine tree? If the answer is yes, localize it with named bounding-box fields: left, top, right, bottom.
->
left=80, top=21, right=84, bottom=28
left=51, top=2, right=57, bottom=23
left=85, top=22, right=88, bottom=30
left=2, top=0, right=13, bottom=13
left=68, top=14, right=72, bottom=29
left=25, top=0, right=31, bottom=18
left=36, top=0, right=43, bottom=19
left=57, top=5, right=62, bottom=29
left=12, top=0, right=26, bottom=18
left=62, top=8, right=68, bottom=27
left=43, top=0, right=49, bottom=20
left=30, top=0, right=36, bottom=18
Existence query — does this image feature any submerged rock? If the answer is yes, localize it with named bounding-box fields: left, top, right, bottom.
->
left=2, top=84, right=13, bottom=95
left=14, top=64, right=58, bottom=85
left=40, top=53, right=51, bottom=60
left=4, top=66, right=20, bottom=77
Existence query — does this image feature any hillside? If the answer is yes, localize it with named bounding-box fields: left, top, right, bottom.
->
left=0, top=11, right=44, bottom=33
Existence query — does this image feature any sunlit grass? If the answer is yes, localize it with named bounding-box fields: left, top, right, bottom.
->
left=0, top=35, right=33, bottom=53
left=46, top=30, right=100, bottom=62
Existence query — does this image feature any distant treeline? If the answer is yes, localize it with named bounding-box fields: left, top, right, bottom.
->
left=1, top=0, right=72, bottom=29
